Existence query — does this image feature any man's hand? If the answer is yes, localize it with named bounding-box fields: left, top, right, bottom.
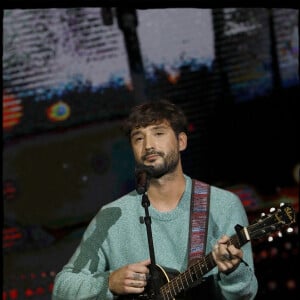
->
left=212, top=235, right=243, bottom=274
left=109, top=259, right=151, bottom=295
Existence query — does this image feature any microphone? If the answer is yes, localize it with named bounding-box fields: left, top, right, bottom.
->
left=135, top=166, right=153, bottom=194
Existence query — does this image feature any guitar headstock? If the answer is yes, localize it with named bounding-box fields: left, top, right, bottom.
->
left=248, top=203, right=296, bottom=240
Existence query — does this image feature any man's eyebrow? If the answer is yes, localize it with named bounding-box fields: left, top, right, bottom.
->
left=130, top=129, right=143, bottom=138
left=130, top=124, right=170, bottom=138
left=151, top=124, right=169, bottom=130
left=130, top=131, right=140, bottom=138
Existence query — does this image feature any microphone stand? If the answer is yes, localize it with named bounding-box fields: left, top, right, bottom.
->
left=141, top=191, right=160, bottom=298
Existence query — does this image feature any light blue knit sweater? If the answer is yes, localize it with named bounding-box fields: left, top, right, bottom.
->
left=52, top=175, right=258, bottom=299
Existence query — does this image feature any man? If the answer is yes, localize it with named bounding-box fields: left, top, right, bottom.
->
left=52, top=100, right=258, bottom=299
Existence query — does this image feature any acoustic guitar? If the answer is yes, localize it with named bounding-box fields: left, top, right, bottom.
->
left=118, top=203, right=296, bottom=300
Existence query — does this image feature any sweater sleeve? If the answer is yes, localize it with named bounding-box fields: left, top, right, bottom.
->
left=52, top=208, right=118, bottom=300
left=52, top=268, right=114, bottom=300
left=218, top=260, right=258, bottom=300
left=209, top=187, right=258, bottom=300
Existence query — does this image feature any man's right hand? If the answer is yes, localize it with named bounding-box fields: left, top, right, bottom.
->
left=108, top=259, right=151, bottom=295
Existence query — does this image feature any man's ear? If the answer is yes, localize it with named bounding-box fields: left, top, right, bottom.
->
left=178, top=132, right=187, bottom=151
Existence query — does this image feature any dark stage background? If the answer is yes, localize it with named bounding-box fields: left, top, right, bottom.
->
left=3, top=7, right=299, bottom=300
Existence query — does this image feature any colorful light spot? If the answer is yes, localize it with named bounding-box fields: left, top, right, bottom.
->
left=46, top=101, right=71, bottom=122
left=2, top=93, right=23, bottom=130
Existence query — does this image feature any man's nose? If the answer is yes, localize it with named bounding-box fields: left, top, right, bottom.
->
left=144, top=136, right=154, bottom=151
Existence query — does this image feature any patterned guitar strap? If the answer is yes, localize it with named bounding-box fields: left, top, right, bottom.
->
left=188, top=179, right=210, bottom=265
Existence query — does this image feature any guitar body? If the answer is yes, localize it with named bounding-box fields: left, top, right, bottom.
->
left=118, top=264, right=216, bottom=300
left=118, top=264, right=179, bottom=300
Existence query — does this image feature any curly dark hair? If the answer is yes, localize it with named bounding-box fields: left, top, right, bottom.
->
left=123, top=99, right=188, bottom=138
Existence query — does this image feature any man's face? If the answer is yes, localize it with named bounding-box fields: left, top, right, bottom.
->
left=130, top=120, right=187, bottom=178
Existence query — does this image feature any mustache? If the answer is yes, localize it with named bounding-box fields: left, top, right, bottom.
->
left=142, top=150, right=164, bottom=161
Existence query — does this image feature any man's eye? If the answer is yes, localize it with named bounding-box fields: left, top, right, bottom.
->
left=134, top=137, right=143, bottom=142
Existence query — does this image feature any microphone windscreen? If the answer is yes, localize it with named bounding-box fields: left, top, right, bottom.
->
left=136, top=170, right=148, bottom=194
left=135, top=166, right=153, bottom=194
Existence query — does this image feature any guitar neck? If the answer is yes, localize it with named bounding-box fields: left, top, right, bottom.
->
left=159, top=233, right=243, bottom=298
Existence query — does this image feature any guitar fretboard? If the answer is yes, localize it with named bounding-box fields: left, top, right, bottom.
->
left=159, top=234, right=242, bottom=299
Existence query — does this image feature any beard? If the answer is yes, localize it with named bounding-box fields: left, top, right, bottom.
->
left=136, top=149, right=180, bottom=179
